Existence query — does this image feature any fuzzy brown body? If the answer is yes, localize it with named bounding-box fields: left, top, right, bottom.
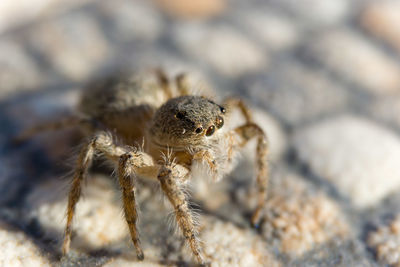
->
left=79, top=72, right=166, bottom=150
left=18, top=69, right=270, bottom=265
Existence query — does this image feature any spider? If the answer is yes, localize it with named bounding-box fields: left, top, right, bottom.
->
left=16, top=69, right=269, bottom=265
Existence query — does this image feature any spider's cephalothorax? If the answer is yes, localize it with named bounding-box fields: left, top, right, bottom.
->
left=17, top=70, right=269, bottom=265
left=149, top=95, right=226, bottom=148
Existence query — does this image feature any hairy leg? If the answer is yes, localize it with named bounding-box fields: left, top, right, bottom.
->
left=155, top=68, right=173, bottom=99
left=13, top=116, right=90, bottom=144
left=118, top=153, right=145, bottom=260
left=157, top=162, right=205, bottom=264
left=222, top=97, right=253, bottom=123
left=231, top=123, right=269, bottom=227
left=63, top=132, right=127, bottom=254
left=175, top=73, right=191, bottom=96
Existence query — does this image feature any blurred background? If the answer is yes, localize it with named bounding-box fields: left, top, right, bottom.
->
left=1, top=0, right=400, bottom=266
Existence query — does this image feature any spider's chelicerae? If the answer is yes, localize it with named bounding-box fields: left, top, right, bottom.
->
left=19, top=69, right=269, bottom=265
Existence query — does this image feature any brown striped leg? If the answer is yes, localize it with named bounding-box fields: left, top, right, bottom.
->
left=222, top=97, right=253, bottom=123
left=233, top=123, right=269, bottom=227
left=155, top=68, right=173, bottom=99
left=62, top=132, right=127, bottom=254
left=175, top=73, right=191, bottom=96
left=157, top=164, right=205, bottom=265
left=118, top=153, right=144, bottom=260
left=13, top=116, right=90, bottom=144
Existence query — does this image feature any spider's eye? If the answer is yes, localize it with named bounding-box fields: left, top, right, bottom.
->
left=205, top=125, right=215, bottom=136
left=195, top=127, right=203, bottom=134
left=216, top=116, right=224, bottom=128
left=175, top=111, right=185, bottom=119
left=220, top=106, right=226, bottom=114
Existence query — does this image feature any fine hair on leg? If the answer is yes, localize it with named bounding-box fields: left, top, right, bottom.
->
left=157, top=163, right=205, bottom=265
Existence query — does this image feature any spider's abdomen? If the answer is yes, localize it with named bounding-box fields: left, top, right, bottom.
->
left=79, top=71, right=168, bottom=118
left=78, top=71, right=168, bottom=144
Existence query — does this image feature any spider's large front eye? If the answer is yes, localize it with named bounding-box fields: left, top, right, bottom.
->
left=205, top=125, right=215, bottom=136
left=216, top=116, right=224, bottom=128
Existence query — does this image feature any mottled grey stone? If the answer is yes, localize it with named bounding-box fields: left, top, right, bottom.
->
left=293, top=115, right=400, bottom=208
left=0, top=221, right=52, bottom=267
left=277, top=0, right=350, bottom=26
left=98, top=0, right=163, bottom=43
left=244, top=62, right=350, bottom=126
left=0, top=39, right=45, bottom=98
left=367, top=214, right=400, bottom=266
left=305, top=29, right=400, bottom=94
left=28, top=13, right=111, bottom=81
left=361, top=0, right=400, bottom=54
left=172, top=23, right=267, bottom=77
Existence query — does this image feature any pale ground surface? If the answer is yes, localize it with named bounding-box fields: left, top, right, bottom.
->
left=1, top=0, right=400, bottom=266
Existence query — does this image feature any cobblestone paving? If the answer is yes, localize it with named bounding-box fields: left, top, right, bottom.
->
left=1, top=0, right=400, bottom=266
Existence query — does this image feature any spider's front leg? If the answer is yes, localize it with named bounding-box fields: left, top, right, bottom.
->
left=63, top=132, right=147, bottom=261
left=63, top=132, right=126, bottom=254
left=157, top=162, right=205, bottom=265
left=13, top=116, right=91, bottom=144
left=118, top=152, right=152, bottom=261
left=230, top=123, right=269, bottom=227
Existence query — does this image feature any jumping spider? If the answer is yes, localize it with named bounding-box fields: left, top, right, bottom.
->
left=18, top=69, right=269, bottom=265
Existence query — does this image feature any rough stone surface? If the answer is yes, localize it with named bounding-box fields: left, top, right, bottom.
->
left=361, top=1, right=400, bottom=54
left=234, top=8, right=299, bottom=51
left=28, top=13, right=110, bottom=81
left=173, top=23, right=267, bottom=77
left=0, top=0, right=96, bottom=34
left=306, top=29, right=400, bottom=94
left=155, top=0, right=226, bottom=18
left=25, top=175, right=128, bottom=252
left=261, top=169, right=349, bottom=256
left=293, top=115, right=400, bottom=208
left=200, top=217, right=279, bottom=267
left=368, top=214, right=400, bottom=267
left=98, top=0, right=163, bottom=43
left=0, top=39, right=45, bottom=98
left=277, top=0, right=349, bottom=26
left=370, top=96, right=400, bottom=130
left=245, top=62, right=350, bottom=125
left=0, top=221, right=51, bottom=267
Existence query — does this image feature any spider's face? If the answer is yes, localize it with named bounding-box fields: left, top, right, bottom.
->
left=149, top=96, right=226, bottom=148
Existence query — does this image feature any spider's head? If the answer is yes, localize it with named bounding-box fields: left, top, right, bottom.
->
left=149, top=96, right=226, bottom=149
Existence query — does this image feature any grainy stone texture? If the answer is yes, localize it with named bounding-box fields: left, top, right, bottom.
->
left=368, top=214, right=400, bottom=267
left=155, top=0, right=226, bottom=18
left=0, top=39, right=45, bottom=98
left=306, top=29, right=400, bottom=94
left=233, top=8, right=299, bottom=51
left=2, top=0, right=400, bottom=266
left=0, top=0, right=97, bottom=34
left=0, top=221, right=52, bottom=267
left=200, top=217, right=279, bottom=267
left=361, top=1, right=400, bottom=54
left=261, top=169, right=349, bottom=256
left=98, top=0, right=163, bottom=43
left=28, top=13, right=111, bottom=81
left=173, top=23, right=267, bottom=77
left=277, top=0, right=350, bottom=26
left=25, top=175, right=128, bottom=252
left=245, top=62, right=350, bottom=126
left=293, top=115, right=400, bottom=208
left=369, top=96, right=400, bottom=130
